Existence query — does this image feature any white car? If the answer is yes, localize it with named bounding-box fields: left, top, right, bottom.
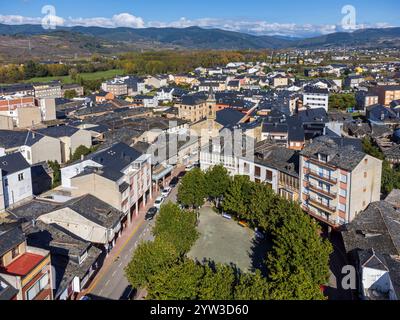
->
left=154, top=196, right=164, bottom=210
left=161, top=187, right=172, bottom=198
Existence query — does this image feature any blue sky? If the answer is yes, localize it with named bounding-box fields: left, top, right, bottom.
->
left=1, top=0, right=399, bottom=37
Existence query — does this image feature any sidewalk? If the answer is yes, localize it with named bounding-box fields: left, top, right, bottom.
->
left=79, top=188, right=160, bottom=299
left=78, top=167, right=185, bottom=300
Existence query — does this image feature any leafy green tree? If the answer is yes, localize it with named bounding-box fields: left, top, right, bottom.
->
left=177, top=168, right=206, bottom=208
left=268, top=268, right=325, bottom=300
left=71, top=145, right=92, bottom=162
left=205, top=165, right=231, bottom=206
left=222, top=175, right=252, bottom=219
left=248, top=183, right=275, bottom=228
left=266, top=205, right=332, bottom=300
left=146, top=259, right=204, bottom=300
left=329, top=94, right=356, bottom=111
left=64, top=89, right=77, bottom=99
left=198, top=263, right=236, bottom=300
left=125, top=239, right=178, bottom=289
left=48, top=160, right=61, bottom=188
left=234, top=270, right=270, bottom=300
left=153, top=203, right=199, bottom=255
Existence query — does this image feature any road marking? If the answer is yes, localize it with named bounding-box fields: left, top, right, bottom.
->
left=85, top=218, right=146, bottom=294
left=105, top=280, right=110, bottom=286
left=112, top=270, right=118, bottom=277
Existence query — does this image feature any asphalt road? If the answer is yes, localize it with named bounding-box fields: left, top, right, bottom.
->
left=89, top=185, right=178, bottom=300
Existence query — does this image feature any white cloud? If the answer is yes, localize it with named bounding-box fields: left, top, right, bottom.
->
left=0, top=13, right=394, bottom=37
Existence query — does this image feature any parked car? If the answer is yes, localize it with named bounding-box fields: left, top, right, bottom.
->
left=154, top=196, right=164, bottom=210
left=169, top=177, right=179, bottom=188
left=255, top=231, right=265, bottom=240
left=185, top=164, right=195, bottom=171
left=161, top=187, right=172, bottom=198
left=145, top=207, right=158, bottom=221
left=222, top=213, right=232, bottom=220
left=238, top=221, right=248, bottom=228
left=80, top=296, right=91, bottom=301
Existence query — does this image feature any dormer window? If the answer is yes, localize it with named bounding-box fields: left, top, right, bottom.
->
left=318, top=153, right=328, bottom=163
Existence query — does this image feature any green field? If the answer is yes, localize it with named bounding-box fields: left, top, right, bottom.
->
left=25, top=69, right=125, bottom=84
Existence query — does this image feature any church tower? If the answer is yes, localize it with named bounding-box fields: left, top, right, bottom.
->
left=206, top=86, right=217, bottom=120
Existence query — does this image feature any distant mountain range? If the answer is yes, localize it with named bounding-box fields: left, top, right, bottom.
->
left=0, top=23, right=399, bottom=59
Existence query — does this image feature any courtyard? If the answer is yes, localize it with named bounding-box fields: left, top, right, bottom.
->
left=187, top=205, right=270, bottom=273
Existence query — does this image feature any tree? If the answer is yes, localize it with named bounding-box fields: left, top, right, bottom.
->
left=71, top=145, right=92, bottom=162
left=48, top=160, right=61, bottom=188
left=234, top=270, right=270, bottom=300
left=198, top=263, right=236, bottom=300
left=205, top=165, right=231, bottom=206
left=248, top=183, right=275, bottom=228
left=177, top=168, right=206, bottom=209
left=222, top=175, right=252, bottom=219
left=125, top=239, right=178, bottom=290
left=329, top=94, right=356, bottom=111
left=153, top=203, right=199, bottom=255
left=266, top=205, right=332, bottom=300
left=64, top=89, right=77, bottom=99
left=146, top=259, right=204, bottom=300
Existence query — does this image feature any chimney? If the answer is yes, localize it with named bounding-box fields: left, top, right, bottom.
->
left=81, top=154, right=84, bottom=161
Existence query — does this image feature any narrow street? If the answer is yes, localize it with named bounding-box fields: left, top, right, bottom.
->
left=81, top=170, right=182, bottom=300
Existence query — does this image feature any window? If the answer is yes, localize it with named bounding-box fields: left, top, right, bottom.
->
left=18, top=173, right=24, bottom=181
left=26, top=273, right=49, bottom=300
left=255, top=166, right=261, bottom=177
left=11, top=246, right=19, bottom=259
left=340, top=174, right=347, bottom=184
left=339, top=189, right=347, bottom=198
left=266, top=170, right=273, bottom=181
left=339, top=203, right=347, bottom=213
left=364, top=172, right=368, bottom=178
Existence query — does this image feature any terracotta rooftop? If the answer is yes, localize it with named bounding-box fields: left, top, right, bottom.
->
left=1, top=253, right=45, bottom=277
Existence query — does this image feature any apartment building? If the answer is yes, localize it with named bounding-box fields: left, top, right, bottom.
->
left=0, top=152, right=33, bottom=210
left=61, top=142, right=152, bottom=224
left=238, top=142, right=301, bottom=202
left=370, top=85, right=400, bottom=106
left=35, top=126, right=92, bottom=163
left=61, top=84, right=84, bottom=97
left=356, top=91, right=379, bottom=111
left=300, top=136, right=382, bottom=228
left=33, top=82, right=62, bottom=99
left=0, top=84, right=35, bottom=97
left=0, top=226, right=53, bottom=300
left=302, top=87, right=329, bottom=112
left=101, top=80, right=128, bottom=97
left=0, top=130, right=62, bottom=165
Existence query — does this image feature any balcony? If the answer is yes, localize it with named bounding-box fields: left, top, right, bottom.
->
left=305, top=195, right=337, bottom=214
left=308, top=158, right=337, bottom=170
left=305, top=181, right=337, bottom=199
left=304, top=168, right=338, bottom=185
left=302, top=205, right=339, bottom=229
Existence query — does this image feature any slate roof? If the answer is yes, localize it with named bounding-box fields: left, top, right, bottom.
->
left=253, top=141, right=300, bottom=177
left=0, top=276, right=18, bottom=300
left=63, top=194, right=124, bottom=229
left=0, top=153, right=30, bottom=176
left=88, top=142, right=143, bottom=178
left=0, top=130, right=46, bottom=149
left=36, top=125, right=80, bottom=138
left=8, top=199, right=59, bottom=221
left=300, top=135, right=367, bottom=171
left=0, top=226, right=26, bottom=257
left=368, top=104, right=400, bottom=124
left=385, top=190, right=400, bottom=209
left=342, top=201, right=400, bottom=256
left=215, top=109, right=245, bottom=128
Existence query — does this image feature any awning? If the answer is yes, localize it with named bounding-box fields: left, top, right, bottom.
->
left=152, top=164, right=174, bottom=181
